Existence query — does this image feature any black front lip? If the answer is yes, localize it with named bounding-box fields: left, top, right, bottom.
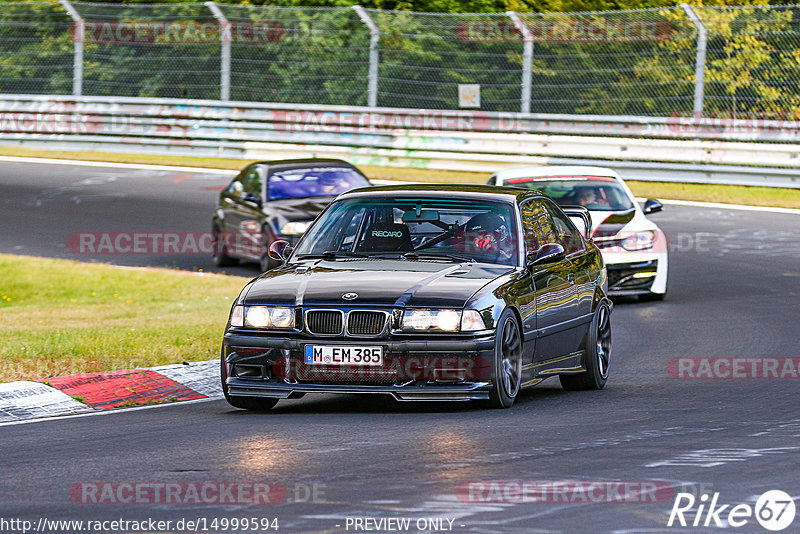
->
left=223, top=333, right=497, bottom=401
left=226, top=380, right=492, bottom=401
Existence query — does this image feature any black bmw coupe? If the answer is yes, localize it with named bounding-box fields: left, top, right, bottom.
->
left=211, top=158, right=370, bottom=271
left=221, top=184, right=612, bottom=409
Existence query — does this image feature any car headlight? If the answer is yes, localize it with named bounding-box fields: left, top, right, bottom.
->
left=230, top=305, right=244, bottom=327
left=400, top=309, right=485, bottom=332
left=280, top=221, right=311, bottom=236
left=270, top=307, right=295, bottom=328
left=460, top=310, right=486, bottom=332
left=234, top=305, right=296, bottom=329
left=621, top=230, right=656, bottom=251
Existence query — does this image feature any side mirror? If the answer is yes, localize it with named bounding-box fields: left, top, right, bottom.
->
left=243, top=193, right=262, bottom=207
left=527, top=243, right=565, bottom=268
left=268, top=240, right=293, bottom=262
left=643, top=199, right=663, bottom=215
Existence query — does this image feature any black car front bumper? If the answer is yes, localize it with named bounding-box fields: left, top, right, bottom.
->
left=223, top=333, right=497, bottom=401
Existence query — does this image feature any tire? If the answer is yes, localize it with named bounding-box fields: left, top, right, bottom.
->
left=487, top=310, right=523, bottom=409
left=220, top=353, right=279, bottom=411
left=560, top=301, right=611, bottom=391
left=212, top=222, right=237, bottom=267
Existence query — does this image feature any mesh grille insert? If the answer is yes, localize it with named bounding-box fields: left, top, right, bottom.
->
left=306, top=310, right=343, bottom=334
left=348, top=311, right=387, bottom=335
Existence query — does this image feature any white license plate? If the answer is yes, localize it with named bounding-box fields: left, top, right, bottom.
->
left=304, top=345, right=383, bottom=366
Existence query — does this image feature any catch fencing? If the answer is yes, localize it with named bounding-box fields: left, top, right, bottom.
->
left=2, top=2, right=800, bottom=118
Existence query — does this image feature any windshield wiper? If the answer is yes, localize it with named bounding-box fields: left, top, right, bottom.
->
left=402, top=251, right=475, bottom=263
left=295, top=251, right=368, bottom=260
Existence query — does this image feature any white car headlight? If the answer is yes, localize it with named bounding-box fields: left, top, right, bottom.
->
left=270, top=307, right=295, bottom=328
left=400, top=309, right=485, bottom=332
left=242, top=306, right=295, bottom=329
left=436, top=309, right=461, bottom=331
left=280, top=221, right=311, bottom=236
left=402, top=309, right=435, bottom=330
left=621, top=230, right=656, bottom=251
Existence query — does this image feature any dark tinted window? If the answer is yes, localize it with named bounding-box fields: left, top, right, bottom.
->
left=268, top=166, right=369, bottom=200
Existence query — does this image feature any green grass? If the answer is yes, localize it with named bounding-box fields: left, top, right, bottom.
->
left=0, top=254, right=249, bottom=382
left=3, top=145, right=800, bottom=208
left=620, top=180, right=800, bottom=209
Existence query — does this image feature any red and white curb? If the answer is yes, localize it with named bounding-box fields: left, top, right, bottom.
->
left=0, top=360, right=220, bottom=423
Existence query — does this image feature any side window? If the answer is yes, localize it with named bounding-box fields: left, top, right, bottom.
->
left=242, top=165, right=265, bottom=196
left=543, top=201, right=584, bottom=254
left=520, top=200, right=555, bottom=256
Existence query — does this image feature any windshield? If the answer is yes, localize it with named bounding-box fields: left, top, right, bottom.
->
left=293, top=196, right=518, bottom=266
left=268, top=166, right=370, bottom=200
left=504, top=176, right=634, bottom=212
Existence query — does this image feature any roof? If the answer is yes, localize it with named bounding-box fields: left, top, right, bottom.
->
left=342, top=183, right=543, bottom=201
left=493, top=165, right=621, bottom=181
left=253, top=158, right=361, bottom=170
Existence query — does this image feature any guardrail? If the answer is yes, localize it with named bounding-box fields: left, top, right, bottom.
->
left=1, top=94, right=798, bottom=189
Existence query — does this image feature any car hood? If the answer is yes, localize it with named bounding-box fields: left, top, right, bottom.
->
left=243, top=259, right=512, bottom=308
left=265, top=196, right=336, bottom=227
left=588, top=207, right=663, bottom=238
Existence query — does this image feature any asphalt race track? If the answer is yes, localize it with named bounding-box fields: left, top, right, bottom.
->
left=1, top=160, right=799, bottom=533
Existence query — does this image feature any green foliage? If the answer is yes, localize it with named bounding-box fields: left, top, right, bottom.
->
left=0, top=0, right=798, bottom=116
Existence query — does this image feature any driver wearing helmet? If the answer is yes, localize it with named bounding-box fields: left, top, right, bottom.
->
left=318, top=171, right=351, bottom=195
left=451, top=212, right=514, bottom=263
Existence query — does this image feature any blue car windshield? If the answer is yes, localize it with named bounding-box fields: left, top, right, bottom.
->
left=293, top=196, right=519, bottom=266
left=268, top=166, right=369, bottom=200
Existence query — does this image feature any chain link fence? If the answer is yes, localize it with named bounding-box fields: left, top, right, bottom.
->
left=518, top=8, right=698, bottom=117
left=1, top=1, right=799, bottom=118
left=697, top=4, right=800, bottom=119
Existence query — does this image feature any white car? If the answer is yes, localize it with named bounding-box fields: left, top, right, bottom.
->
left=489, top=166, right=668, bottom=300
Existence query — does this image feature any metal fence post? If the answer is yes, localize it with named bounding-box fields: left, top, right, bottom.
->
left=507, top=12, right=533, bottom=114
left=59, top=0, right=83, bottom=96
left=681, top=4, right=707, bottom=117
left=206, top=1, right=231, bottom=101
left=352, top=5, right=379, bottom=108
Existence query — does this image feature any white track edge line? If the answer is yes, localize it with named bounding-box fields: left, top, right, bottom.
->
left=1, top=154, right=797, bottom=214
left=0, top=397, right=220, bottom=427
left=0, top=155, right=235, bottom=174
